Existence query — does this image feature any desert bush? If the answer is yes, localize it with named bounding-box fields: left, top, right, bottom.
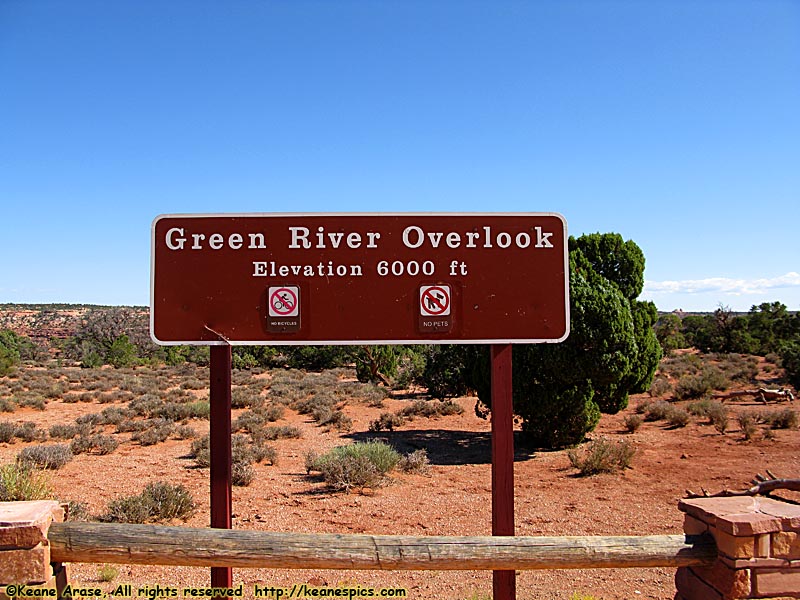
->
left=18, top=395, right=46, bottom=410
left=64, top=500, right=92, bottom=522
left=313, top=407, right=353, bottom=431
left=0, top=421, right=15, bottom=443
left=399, top=399, right=464, bottom=419
left=98, top=406, right=130, bottom=425
left=643, top=400, right=672, bottom=422
left=673, top=367, right=730, bottom=400
left=737, top=413, right=759, bottom=441
left=180, top=378, right=206, bottom=390
left=75, top=413, right=102, bottom=427
left=115, top=419, right=149, bottom=433
left=0, top=463, right=53, bottom=501
left=666, top=407, right=690, bottom=428
left=687, top=398, right=713, bottom=417
left=128, top=394, right=163, bottom=417
left=231, top=388, right=263, bottom=409
left=132, top=421, right=174, bottom=446
left=98, top=565, right=118, bottom=582
left=175, top=425, right=197, bottom=439
left=760, top=408, right=798, bottom=430
left=17, top=444, right=73, bottom=470
left=0, top=397, right=17, bottom=412
left=398, top=449, right=430, bottom=474
left=253, top=425, right=301, bottom=441
left=369, top=412, right=405, bottom=432
left=567, top=438, right=635, bottom=476
left=307, top=441, right=402, bottom=491
left=14, top=422, right=47, bottom=442
left=648, top=377, right=672, bottom=397
left=49, top=423, right=79, bottom=440
left=623, top=414, right=643, bottom=433
left=706, top=402, right=730, bottom=433
left=250, top=443, right=277, bottom=465
left=100, top=481, right=195, bottom=523
left=231, top=461, right=255, bottom=486
left=70, top=434, right=119, bottom=456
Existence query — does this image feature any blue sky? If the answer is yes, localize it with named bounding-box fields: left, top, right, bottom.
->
left=1, top=1, right=798, bottom=312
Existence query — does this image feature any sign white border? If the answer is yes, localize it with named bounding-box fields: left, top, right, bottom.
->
left=150, top=212, right=570, bottom=346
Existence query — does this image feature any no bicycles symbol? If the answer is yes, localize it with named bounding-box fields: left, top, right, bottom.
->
left=419, top=285, right=451, bottom=316
left=269, top=286, right=299, bottom=317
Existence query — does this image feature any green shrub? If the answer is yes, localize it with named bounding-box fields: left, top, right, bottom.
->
left=706, top=402, right=729, bottom=433
left=100, top=481, right=195, bottom=523
left=17, top=444, right=73, bottom=470
left=0, top=463, right=53, bottom=501
left=567, top=438, right=635, bottom=475
left=307, top=441, right=402, bottom=491
left=0, top=397, right=17, bottom=412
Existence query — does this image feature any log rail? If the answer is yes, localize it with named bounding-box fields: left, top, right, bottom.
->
left=48, top=522, right=716, bottom=571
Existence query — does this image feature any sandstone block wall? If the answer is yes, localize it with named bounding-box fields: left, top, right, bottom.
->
left=0, top=501, right=68, bottom=599
left=677, top=496, right=800, bottom=599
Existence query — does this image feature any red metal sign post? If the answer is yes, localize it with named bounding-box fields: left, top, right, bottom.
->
left=491, top=344, right=515, bottom=599
left=209, top=345, right=232, bottom=588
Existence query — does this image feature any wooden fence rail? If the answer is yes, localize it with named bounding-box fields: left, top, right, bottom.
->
left=48, top=522, right=715, bottom=571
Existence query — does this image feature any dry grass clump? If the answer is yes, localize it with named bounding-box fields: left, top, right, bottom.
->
left=567, top=438, right=635, bottom=476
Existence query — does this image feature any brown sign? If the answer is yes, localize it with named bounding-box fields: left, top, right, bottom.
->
left=150, top=213, right=569, bottom=345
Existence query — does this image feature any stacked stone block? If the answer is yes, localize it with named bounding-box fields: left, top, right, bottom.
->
left=677, top=496, right=800, bottom=599
left=0, top=501, right=68, bottom=599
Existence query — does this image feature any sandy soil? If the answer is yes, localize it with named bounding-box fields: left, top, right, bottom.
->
left=1, top=360, right=798, bottom=600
